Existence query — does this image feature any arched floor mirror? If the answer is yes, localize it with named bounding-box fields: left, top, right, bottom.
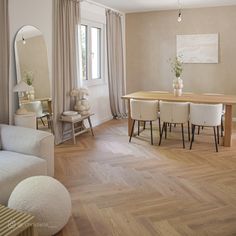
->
left=14, top=25, right=52, bottom=132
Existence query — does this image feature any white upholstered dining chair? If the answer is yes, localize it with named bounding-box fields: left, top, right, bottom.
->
left=202, top=93, right=225, bottom=137
left=190, top=103, right=222, bottom=152
left=129, top=99, right=158, bottom=145
left=159, top=101, right=190, bottom=148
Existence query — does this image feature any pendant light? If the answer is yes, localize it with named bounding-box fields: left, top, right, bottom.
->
left=177, top=0, right=182, bottom=22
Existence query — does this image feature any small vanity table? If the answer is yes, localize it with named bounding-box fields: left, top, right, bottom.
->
left=14, top=113, right=36, bottom=129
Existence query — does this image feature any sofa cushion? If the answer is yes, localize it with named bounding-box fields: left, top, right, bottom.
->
left=0, top=126, right=2, bottom=150
left=0, top=151, right=47, bottom=205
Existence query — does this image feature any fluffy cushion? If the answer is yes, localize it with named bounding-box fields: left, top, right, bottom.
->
left=0, top=151, right=47, bottom=205
left=8, top=176, right=71, bottom=236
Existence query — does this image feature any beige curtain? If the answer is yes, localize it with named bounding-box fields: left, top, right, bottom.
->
left=53, top=0, right=80, bottom=144
left=0, top=0, right=9, bottom=124
left=106, top=10, right=126, bottom=118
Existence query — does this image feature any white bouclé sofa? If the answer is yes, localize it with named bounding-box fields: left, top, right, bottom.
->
left=0, top=124, right=54, bottom=205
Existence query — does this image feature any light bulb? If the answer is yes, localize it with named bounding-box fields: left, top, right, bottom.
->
left=178, top=12, right=182, bottom=22
left=22, top=36, right=26, bottom=45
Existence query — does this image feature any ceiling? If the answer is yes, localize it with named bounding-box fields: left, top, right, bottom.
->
left=92, top=0, right=236, bottom=13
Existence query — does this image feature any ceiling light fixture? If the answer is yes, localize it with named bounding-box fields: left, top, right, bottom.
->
left=177, top=0, right=182, bottom=23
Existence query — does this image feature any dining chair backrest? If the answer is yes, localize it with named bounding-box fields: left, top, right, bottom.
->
left=21, top=101, right=44, bottom=118
left=159, top=101, right=189, bottom=124
left=130, top=99, right=158, bottom=121
left=190, top=103, right=222, bottom=127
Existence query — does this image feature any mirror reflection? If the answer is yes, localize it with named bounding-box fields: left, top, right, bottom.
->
left=14, top=25, right=52, bottom=132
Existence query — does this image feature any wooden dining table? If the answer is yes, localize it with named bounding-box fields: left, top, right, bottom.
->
left=122, top=91, right=236, bottom=147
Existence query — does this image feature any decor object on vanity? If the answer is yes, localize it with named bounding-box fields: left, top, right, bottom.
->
left=24, top=71, right=35, bottom=100
left=70, top=87, right=91, bottom=116
left=170, top=57, right=183, bottom=96
left=63, top=111, right=78, bottom=116
left=8, top=176, right=71, bottom=236
left=176, top=34, right=219, bottom=63
left=13, top=80, right=34, bottom=114
left=61, top=111, right=81, bottom=122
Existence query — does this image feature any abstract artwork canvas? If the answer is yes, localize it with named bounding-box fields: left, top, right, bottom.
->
left=176, top=34, right=219, bottom=63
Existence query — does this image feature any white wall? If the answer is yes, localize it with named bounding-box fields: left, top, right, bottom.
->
left=80, top=1, right=113, bottom=126
left=9, top=0, right=53, bottom=123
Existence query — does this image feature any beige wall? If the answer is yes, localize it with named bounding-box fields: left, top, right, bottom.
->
left=126, top=6, right=236, bottom=115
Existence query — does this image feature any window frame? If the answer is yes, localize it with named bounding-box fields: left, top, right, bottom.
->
left=80, top=20, right=105, bottom=86
left=81, top=24, right=88, bottom=81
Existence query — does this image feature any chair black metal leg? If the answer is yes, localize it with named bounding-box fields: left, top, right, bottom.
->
left=217, top=126, right=220, bottom=144
left=165, top=122, right=167, bottom=139
left=190, top=125, right=196, bottom=150
left=40, top=117, right=46, bottom=126
left=221, top=116, right=224, bottom=137
left=138, top=121, right=140, bottom=136
left=158, top=118, right=161, bottom=138
left=213, top=126, right=218, bottom=152
left=188, top=121, right=190, bottom=141
left=150, top=121, right=153, bottom=145
left=143, top=121, right=146, bottom=130
left=159, top=122, right=166, bottom=146
left=129, top=120, right=136, bottom=143
left=198, top=126, right=200, bottom=135
left=169, top=123, right=172, bottom=132
left=191, top=124, right=195, bottom=142
left=181, top=124, right=185, bottom=149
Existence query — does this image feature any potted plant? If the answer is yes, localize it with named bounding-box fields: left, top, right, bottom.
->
left=171, top=57, right=184, bottom=96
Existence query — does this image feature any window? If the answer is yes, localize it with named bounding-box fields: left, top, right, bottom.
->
left=80, top=21, right=104, bottom=85
left=91, top=27, right=101, bottom=79
left=81, top=25, right=88, bottom=80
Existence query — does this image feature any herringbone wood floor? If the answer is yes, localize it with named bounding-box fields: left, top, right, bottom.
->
left=55, top=119, right=236, bottom=236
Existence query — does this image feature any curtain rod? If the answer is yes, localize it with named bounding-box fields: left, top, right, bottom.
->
left=81, top=0, right=124, bottom=15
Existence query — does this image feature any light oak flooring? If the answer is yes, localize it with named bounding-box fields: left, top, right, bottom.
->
left=55, top=119, right=236, bottom=236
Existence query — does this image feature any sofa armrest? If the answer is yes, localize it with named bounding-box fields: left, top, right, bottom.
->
left=0, top=124, right=54, bottom=176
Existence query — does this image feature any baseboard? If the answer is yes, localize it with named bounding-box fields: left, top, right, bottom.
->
left=92, top=115, right=113, bottom=127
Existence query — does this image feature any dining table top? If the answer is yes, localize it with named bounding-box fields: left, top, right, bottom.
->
left=122, top=91, right=236, bottom=105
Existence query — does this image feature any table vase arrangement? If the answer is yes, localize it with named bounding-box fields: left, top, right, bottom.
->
left=171, top=57, right=184, bottom=97
left=70, top=87, right=91, bottom=116
left=173, top=77, right=183, bottom=96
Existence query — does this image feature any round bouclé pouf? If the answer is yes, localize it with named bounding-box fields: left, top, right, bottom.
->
left=8, top=176, right=71, bottom=236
